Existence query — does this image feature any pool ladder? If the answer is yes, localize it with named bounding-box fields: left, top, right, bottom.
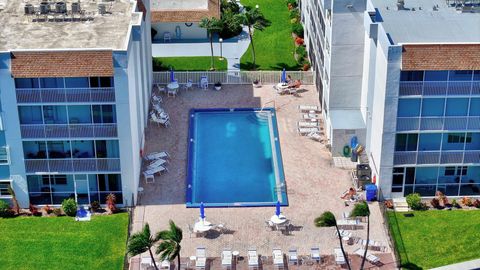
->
left=257, top=100, right=275, bottom=120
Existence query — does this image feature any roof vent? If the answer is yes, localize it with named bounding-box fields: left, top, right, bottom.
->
left=98, top=3, right=107, bottom=15
left=24, top=4, right=35, bottom=15
left=39, top=1, right=50, bottom=14
left=55, top=2, right=67, bottom=13
left=71, top=2, right=81, bottom=14
left=397, top=0, right=405, bottom=10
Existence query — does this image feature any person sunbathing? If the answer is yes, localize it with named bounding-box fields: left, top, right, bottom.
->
left=341, top=187, right=357, bottom=200
left=285, top=74, right=293, bottom=84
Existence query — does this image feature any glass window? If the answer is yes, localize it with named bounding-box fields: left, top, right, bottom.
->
left=422, top=98, right=445, bottom=116
left=15, top=78, right=39, bottom=88
left=414, top=185, right=437, bottom=196
left=400, top=71, right=424, bottom=81
left=438, top=167, right=460, bottom=184
left=89, top=77, right=100, bottom=88
left=443, top=133, right=466, bottom=150
left=99, top=77, right=113, bottom=87
left=448, top=70, right=473, bottom=81
left=418, top=133, right=441, bottom=151
left=465, top=133, right=480, bottom=150
left=424, top=71, right=448, bottom=81
left=470, top=98, right=480, bottom=116
left=92, top=105, right=116, bottom=123
left=407, top=134, right=418, bottom=151
left=43, top=106, right=67, bottom=124
left=23, top=141, right=47, bottom=159
left=47, top=141, right=71, bottom=159
left=95, top=140, right=119, bottom=158
left=68, top=106, right=92, bottom=124
left=395, top=134, right=406, bottom=151
left=415, top=167, right=438, bottom=185
left=473, top=71, right=480, bottom=81
left=40, top=78, right=64, bottom=88
left=405, top=168, right=415, bottom=184
left=445, top=98, right=469, bottom=116
left=72, top=141, right=95, bottom=158
left=397, top=99, right=421, bottom=117
left=0, top=181, right=11, bottom=197
left=65, top=77, right=89, bottom=88
left=18, top=106, right=43, bottom=124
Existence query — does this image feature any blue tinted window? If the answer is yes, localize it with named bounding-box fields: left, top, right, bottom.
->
left=398, top=99, right=421, bottom=117
left=415, top=167, right=439, bottom=184
left=424, top=71, right=448, bottom=81
left=448, top=71, right=473, bottom=81
left=15, top=78, right=39, bottom=88
left=422, top=98, right=445, bottom=116
left=65, top=77, right=89, bottom=88
left=445, top=98, right=469, bottom=116
left=40, top=78, right=64, bottom=88
left=470, top=98, right=480, bottom=116
left=418, top=133, right=442, bottom=150
left=400, top=71, right=424, bottom=81
left=474, top=71, right=480, bottom=80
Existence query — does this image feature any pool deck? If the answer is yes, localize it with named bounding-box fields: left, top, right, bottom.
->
left=132, top=84, right=396, bottom=269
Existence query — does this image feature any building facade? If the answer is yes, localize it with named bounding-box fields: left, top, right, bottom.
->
left=0, top=0, right=152, bottom=207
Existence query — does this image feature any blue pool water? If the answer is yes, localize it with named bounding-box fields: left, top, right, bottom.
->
left=186, top=108, right=287, bottom=207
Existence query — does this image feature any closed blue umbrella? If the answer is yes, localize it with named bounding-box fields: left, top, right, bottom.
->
left=200, top=202, right=205, bottom=220
left=275, top=200, right=281, bottom=216
left=170, top=68, right=175, bottom=82
left=281, top=68, right=286, bottom=83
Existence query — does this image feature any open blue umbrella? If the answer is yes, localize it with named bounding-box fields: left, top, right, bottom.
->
left=200, top=202, right=205, bottom=220
left=170, top=68, right=175, bottom=82
left=275, top=200, right=281, bottom=216
left=281, top=68, right=286, bottom=83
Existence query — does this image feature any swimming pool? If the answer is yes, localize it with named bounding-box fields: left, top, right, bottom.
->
left=186, top=108, right=287, bottom=207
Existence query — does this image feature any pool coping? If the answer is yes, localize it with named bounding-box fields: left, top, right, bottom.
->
left=185, top=107, right=288, bottom=208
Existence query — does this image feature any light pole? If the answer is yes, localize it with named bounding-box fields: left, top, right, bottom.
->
left=219, top=38, right=224, bottom=60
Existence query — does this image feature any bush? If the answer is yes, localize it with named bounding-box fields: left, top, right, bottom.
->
left=0, top=200, right=14, bottom=218
left=291, top=23, right=304, bottom=38
left=62, top=198, right=77, bottom=217
left=461, top=196, right=473, bottom=207
left=106, top=193, right=118, bottom=214
left=286, top=0, right=297, bottom=9
left=406, top=193, right=425, bottom=210
left=350, top=201, right=370, bottom=217
left=29, top=204, right=42, bottom=217
left=289, top=8, right=300, bottom=20
left=302, top=63, right=311, bottom=71
left=52, top=208, right=63, bottom=216
left=473, top=199, right=480, bottom=208
left=42, top=205, right=53, bottom=215
left=91, top=201, right=101, bottom=212
left=451, top=199, right=461, bottom=208
left=221, top=0, right=240, bottom=13
left=295, top=37, right=304, bottom=45
left=430, top=198, right=440, bottom=209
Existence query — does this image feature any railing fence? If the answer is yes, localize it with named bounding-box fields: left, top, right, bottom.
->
left=378, top=197, right=402, bottom=269
left=153, top=71, right=315, bottom=85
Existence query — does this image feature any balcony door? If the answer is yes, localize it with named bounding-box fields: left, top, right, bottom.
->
left=74, top=174, right=90, bottom=204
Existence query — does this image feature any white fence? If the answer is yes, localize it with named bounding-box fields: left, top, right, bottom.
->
left=153, top=71, right=315, bottom=85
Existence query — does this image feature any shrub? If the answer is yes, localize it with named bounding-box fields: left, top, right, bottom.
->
left=61, top=198, right=77, bottom=217
left=430, top=198, right=440, bottom=209
left=42, top=205, right=53, bottom=215
left=385, top=200, right=394, bottom=209
left=91, top=201, right=101, bottom=212
left=461, top=196, right=473, bottom=207
left=291, top=23, right=304, bottom=38
left=106, top=193, right=118, bottom=214
left=295, top=45, right=307, bottom=61
left=406, top=193, right=425, bottom=210
left=295, top=37, right=304, bottom=45
left=52, top=208, right=63, bottom=216
left=451, top=199, right=461, bottom=208
left=350, top=201, right=370, bottom=217
left=289, top=8, right=300, bottom=20
left=29, top=204, right=42, bottom=217
left=0, top=200, right=14, bottom=218
left=302, top=63, right=311, bottom=71
left=220, top=9, right=243, bottom=39
left=221, top=0, right=240, bottom=13
left=473, top=199, right=480, bottom=208
left=286, top=0, right=297, bottom=9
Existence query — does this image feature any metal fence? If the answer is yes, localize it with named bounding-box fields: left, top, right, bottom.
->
left=378, top=195, right=402, bottom=269
left=153, top=71, right=315, bottom=85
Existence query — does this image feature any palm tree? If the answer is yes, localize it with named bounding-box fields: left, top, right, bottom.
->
left=350, top=202, right=370, bottom=270
left=127, top=223, right=159, bottom=270
left=314, top=211, right=352, bottom=270
left=199, top=17, right=223, bottom=70
left=239, top=5, right=269, bottom=70
left=156, top=220, right=183, bottom=268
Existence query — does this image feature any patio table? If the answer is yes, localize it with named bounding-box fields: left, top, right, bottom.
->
left=193, top=220, right=212, bottom=232
left=270, top=214, right=288, bottom=224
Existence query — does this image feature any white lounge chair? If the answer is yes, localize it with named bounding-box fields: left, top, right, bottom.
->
left=298, top=127, right=320, bottom=134
left=146, top=158, right=167, bottom=170
left=141, top=257, right=158, bottom=269
left=299, top=105, right=320, bottom=112
left=199, top=76, right=208, bottom=90
left=334, top=248, right=346, bottom=265
left=247, top=248, right=259, bottom=269
left=221, top=249, right=232, bottom=269
left=303, top=113, right=321, bottom=120
left=184, top=79, right=193, bottom=91
left=150, top=113, right=170, bottom=127
left=160, top=260, right=170, bottom=269
left=143, top=165, right=167, bottom=177
left=298, top=121, right=318, bottom=128
left=354, top=248, right=380, bottom=264
left=152, top=94, right=163, bottom=104
left=272, top=248, right=284, bottom=268
left=288, top=249, right=298, bottom=265
left=311, top=247, right=321, bottom=263
left=144, top=151, right=170, bottom=161
left=196, top=247, right=207, bottom=269
left=307, top=131, right=322, bottom=141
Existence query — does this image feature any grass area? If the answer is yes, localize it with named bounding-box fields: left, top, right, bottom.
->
left=240, top=0, right=300, bottom=70
left=388, top=210, right=480, bottom=269
left=0, top=213, right=129, bottom=270
left=153, top=57, right=228, bottom=71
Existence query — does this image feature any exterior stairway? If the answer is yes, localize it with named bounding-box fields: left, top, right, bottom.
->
left=393, top=197, right=410, bottom=212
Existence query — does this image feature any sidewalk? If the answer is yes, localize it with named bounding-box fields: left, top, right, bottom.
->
left=431, top=259, right=480, bottom=270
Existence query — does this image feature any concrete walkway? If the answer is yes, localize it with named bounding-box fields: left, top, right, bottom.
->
left=431, top=259, right=480, bottom=270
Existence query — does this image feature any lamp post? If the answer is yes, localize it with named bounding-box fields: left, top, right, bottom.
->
left=219, top=38, right=224, bottom=60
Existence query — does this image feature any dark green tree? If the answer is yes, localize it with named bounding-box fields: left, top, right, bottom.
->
left=350, top=202, right=371, bottom=270
left=127, top=223, right=159, bottom=270
left=199, top=17, right=224, bottom=70
left=238, top=5, right=269, bottom=70
left=156, top=220, right=183, bottom=269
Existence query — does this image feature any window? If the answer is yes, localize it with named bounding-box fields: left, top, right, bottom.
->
left=18, top=106, right=43, bottom=124
left=457, top=166, right=468, bottom=176
left=445, top=167, right=455, bottom=176
left=400, top=71, right=424, bottom=81
left=0, top=181, right=11, bottom=197
left=92, top=105, right=116, bottom=123
left=474, top=71, right=480, bottom=81
left=15, top=78, right=39, bottom=89
left=43, top=106, right=67, bottom=124
left=422, top=98, right=445, bottom=116
left=40, top=78, right=64, bottom=88
left=395, top=134, right=418, bottom=151
left=424, top=71, right=448, bottom=81
left=448, top=70, right=473, bottom=81
left=447, top=133, right=465, bottom=143
left=470, top=98, right=480, bottom=116
left=65, top=77, right=89, bottom=88
left=397, top=99, right=421, bottom=117
left=89, top=77, right=113, bottom=88
left=445, top=98, right=469, bottom=116
left=418, top=133, right=441, bottom=151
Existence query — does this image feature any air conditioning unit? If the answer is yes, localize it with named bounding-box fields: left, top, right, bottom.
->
left=98, top=3, right=107, bottom=15
left=71, top=2, right=81, bottom=13
left=55, top=2, right=67, bottom=13
left=24, top=4, right=35, bottom=15
left=39, top=1, right=50, bottom=14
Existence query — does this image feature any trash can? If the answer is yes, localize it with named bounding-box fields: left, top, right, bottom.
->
left=365, top=184, right=377, bottom=202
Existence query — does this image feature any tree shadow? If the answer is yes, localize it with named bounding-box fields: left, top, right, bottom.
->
left=152, top=59, right=170, bottom=71
left=239, top=61, right=260, bottom=70
left=401, top=262, right=423, bottom=270
left=270, top=62, right=301, bottom=71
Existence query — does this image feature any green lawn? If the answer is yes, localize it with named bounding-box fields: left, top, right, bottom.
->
left=0, top=213, right=129, bottom=270
left=153, top=57, right=228, bottom=71
left=240, top=0, right=300, bottom=70
left=388, top=210, right=480, bottom=269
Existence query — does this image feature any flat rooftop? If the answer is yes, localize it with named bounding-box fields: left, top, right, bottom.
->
left=0, top=0, right=141, bottom=51
left=151, top=0, right=208, bottom=10
left=371, top=0, right=480, bottom=44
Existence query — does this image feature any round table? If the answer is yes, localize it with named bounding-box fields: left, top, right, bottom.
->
left=167, top=82, right=179, bottom=90
left=270, top=214, right=287, bottom=224
left=232, top=251, right=240, bottom=256
left=193, top=220, right=212, bottom=232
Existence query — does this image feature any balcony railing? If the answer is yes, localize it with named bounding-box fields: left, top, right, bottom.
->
left=16, top=87, right=115, bottom=103
left=394, top=151, right=480, bottom=165
left=397, top=116, right=480, bottom=131
left=25, top=158, right=121, bottom=173
left=399, top=81, right=480, bottom=96
left=0, top=146, right=10, bottom=165
left=20, top=124, right=117, bottom=138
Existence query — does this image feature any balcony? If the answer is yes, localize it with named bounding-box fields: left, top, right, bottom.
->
left=399, top=81, right=480, bottom=96
left=20, top=124, right=117, bottom=139
left=394, top=151, right=480, bottom=165
left=16, top=87, right=115, bottom=103
left=397, top=116, right=480, bottom=132
left=0, top=146, right=10, bottom=165
left=24, top=158, right=121, bottom=173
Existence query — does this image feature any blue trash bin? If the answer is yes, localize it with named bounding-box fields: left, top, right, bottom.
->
left=365, top=184, right=377, bottom=202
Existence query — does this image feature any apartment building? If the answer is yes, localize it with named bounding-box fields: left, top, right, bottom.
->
left=0, top=0, right=152, bottom=207
left=302, top=0, right=480, bottom=198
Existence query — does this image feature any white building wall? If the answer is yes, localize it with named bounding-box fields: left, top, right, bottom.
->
left=152, top=22, right=207, bottom=41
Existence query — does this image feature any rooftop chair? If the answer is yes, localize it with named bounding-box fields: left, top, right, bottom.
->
left=311, top=247, right=321, bottom=263
left=334, top=248, right=346, bottom=265
left=247, top=248, right=259, bottom=269
left=221, top=248, right=233, bottom=269
left=354, top=248, right=380, bottom=264
left=150, top=113, right=170, bottom=127
left=298, top=127, right=320, bottom=135
left=298, top=121, right=318, bottom=128
left=272, top=248, right=284, bottom=268
left=143, top=165, right=168, bottom=177
left=184, top=79, right=193, bottom=91
left=163, top=32, right=171, bottom=42
left=152, top=104, right=164, bottom=115
left=144, top=151, right=170, bottom=161
left=152, top=94, right=163, bottom=104
left=303, top=113, right=321, bottom=120
left=144, top=174, right=154, bottom=184
left=199, top=76, right=208, bottom=90
left=196, top=247, right=207, bottom=269
left=307, top=131, right=322, bottom=141
left=146, top=159, right=167, bottom=170
left=298, top=105, right=320, bottom=112
left=160, top=260, right=170, bottom=269
left=288, top=249, right=298, bottom=265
